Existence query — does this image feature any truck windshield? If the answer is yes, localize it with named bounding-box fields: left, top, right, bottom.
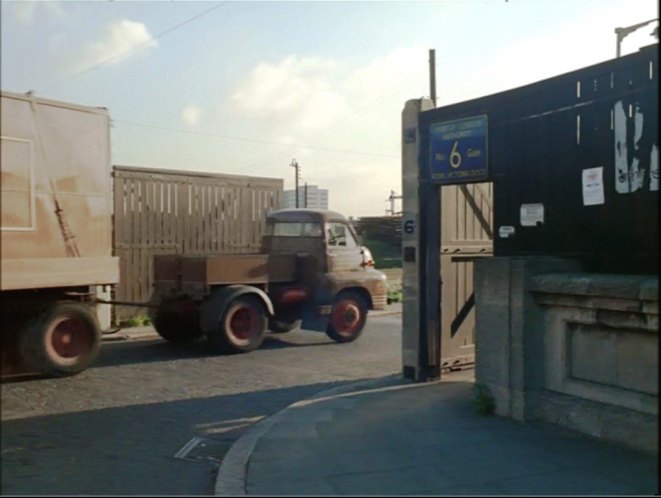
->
left=269, top=222, right=322, bottom=237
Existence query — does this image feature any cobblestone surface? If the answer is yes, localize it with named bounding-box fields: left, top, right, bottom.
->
left=1, top=313, right=402, bottom=495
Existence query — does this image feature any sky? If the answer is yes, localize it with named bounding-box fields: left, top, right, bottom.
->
left=1, top=0, right=658, bottom=218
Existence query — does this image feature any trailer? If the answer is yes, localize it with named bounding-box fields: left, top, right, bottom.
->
left=1, top=90, right=119, bottom=377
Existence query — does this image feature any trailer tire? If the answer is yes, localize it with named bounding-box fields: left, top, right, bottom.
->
left=150, top=295, right=203, bottom=344
left=325, top=291, right=368, bottom=343
left=20, top=302, right=101, bottom=377
left=209, top=295, right=267, bottom=354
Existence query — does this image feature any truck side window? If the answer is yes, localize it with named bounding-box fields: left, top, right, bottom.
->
left=272, top=222, right=322, bottom=237
left=325, top=222, right=357, bottom=248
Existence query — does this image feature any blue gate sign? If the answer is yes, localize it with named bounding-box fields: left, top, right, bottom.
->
left=429, top=115, right=488, bottom=184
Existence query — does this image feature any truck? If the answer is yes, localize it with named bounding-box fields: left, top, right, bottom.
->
left=149, top=208, right=389, bottom=353
left=0, top=91, right=388, bottom=377
left=0, top=90, right=119, bottom=377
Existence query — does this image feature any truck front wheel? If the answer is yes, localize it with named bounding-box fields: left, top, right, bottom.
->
left=20, top=302, right=101, bottom=377
left=209, top=295, right=267, bottom=353
left=326, top=291, right=368, bottom=343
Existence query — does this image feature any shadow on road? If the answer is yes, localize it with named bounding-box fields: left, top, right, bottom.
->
left=89, top=331, right=348, bottom=369
left=1, top=377, right=379, bottom=495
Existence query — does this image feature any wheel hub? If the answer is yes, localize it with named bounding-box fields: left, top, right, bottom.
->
left=230, top=307, right=259, bottom=340
left=331, top=301, right=361, bottom=335
left=47, top=316, right=90, bottom=359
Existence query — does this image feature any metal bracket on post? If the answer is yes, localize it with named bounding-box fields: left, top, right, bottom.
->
left=418, top=180, right=442, bottom=382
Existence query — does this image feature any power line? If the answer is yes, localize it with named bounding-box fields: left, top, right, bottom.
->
left=40, top=2, right=228, bottom=93
left=115, top=118, right=396, bottom=158
left=242, top=74, right=421, bottom=173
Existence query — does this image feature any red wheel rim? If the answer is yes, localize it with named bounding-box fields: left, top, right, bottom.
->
left=228, top=305, right=260, bottom=341
left=330, top=299, right=361, bottom=337
left=45, top=315, right=91, bottom=361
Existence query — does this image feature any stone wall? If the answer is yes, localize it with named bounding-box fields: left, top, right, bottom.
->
left=474, top=257, right=658, bottom=454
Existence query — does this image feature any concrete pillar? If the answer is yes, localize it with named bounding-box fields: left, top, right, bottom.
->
left=401, top=98, right=434, bottom=380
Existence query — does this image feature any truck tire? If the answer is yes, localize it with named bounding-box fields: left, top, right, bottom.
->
left=325, top=291, right=368, bottom=343
left=268, top=316, right=301, bottom=334
left=20, top=302, right=101, bottom=377
left=208, top=295, right=267, bottom=354
left=150, top=295, right=203, bottom=344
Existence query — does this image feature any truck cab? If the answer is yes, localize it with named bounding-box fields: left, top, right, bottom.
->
left=262, top=209, right=387, bottom=300
left=262, top=209, right=387, bottom=332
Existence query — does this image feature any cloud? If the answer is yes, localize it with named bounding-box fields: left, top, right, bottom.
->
left=181, top=105, right=203, bottom=127
left=230, top=55, right=350, bottom=131
left=344, top=47, right=427, bottom=99
left=438, top=4, right=659, bottom=107
left=222, top=47, right=426, bottom=215
left=72, top=19, right=157, bottom=72
left=228, top=47, right=426, bottom=137
left=11, top=0, right=64, bottom=25
left=12, top=2, right=36, bottom=24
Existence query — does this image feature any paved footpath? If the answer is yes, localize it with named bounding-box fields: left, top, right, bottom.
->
left=216, top=369, right=658, bottom=496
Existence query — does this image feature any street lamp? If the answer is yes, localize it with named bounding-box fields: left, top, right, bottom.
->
left=615, top=18, right=659, bottom=58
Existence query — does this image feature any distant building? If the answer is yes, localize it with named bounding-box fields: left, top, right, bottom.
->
left=283, top=185, right=329, bottom=209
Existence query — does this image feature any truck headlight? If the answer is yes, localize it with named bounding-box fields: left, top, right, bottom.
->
left=360, top=246, right=375, bottom=267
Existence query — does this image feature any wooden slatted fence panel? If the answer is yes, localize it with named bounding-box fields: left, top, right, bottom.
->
left=112, top=165, right=283, bottom=323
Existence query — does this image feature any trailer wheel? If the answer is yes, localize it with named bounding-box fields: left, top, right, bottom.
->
left=326, top=291, right=368, bottom=343
left=20, top=302, right=101, bottom=377
left=150, top=295, right=203, bottom=344
left=268, top=316, right=301, bottom=334
left=209, top=295, right=267, bottom=354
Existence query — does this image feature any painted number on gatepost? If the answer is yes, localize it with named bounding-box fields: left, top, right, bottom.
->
left=429, top=115, right=488, bottom=184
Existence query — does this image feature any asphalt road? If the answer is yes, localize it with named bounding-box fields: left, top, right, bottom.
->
left=0, top=313, right=402, bottom=495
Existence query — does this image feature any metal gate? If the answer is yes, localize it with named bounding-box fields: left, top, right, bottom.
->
left=402, top=44, right=657, bottom=382
left=401, top=99, right=493, bottom=381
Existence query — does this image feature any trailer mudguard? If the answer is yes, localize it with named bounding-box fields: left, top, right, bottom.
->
left=198, top=285, right=274, bottom=334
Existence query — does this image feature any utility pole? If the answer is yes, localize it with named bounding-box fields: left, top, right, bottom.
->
left=429, top=49, right=437, bottom=107
left=386, top=190, right=402, bottom=216
left=304, top=182, right=308, bottom=208
left=290, top=159, right=300, bottom=208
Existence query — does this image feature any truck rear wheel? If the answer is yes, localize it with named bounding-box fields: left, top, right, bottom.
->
left=209, top=295, right=267, bottom=353
left=20, top=302, right=101, bottom=377
left=326, top=291, right=367, bottom=343
left=150, top=295, right=203, bottom=344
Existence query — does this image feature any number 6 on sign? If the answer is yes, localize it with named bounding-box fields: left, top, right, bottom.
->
left=450, top=141, right=462, bottom=169
left=429, top=115, right=488, bottom=184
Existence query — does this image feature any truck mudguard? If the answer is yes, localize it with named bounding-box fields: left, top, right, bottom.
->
left=198, top=285, right=274, bottom=334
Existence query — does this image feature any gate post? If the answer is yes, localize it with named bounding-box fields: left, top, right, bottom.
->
left=401, top=98, right=438, bottom=381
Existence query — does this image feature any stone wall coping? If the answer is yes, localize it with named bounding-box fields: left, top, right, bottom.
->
left=529, top=272, right=658, bottom=302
